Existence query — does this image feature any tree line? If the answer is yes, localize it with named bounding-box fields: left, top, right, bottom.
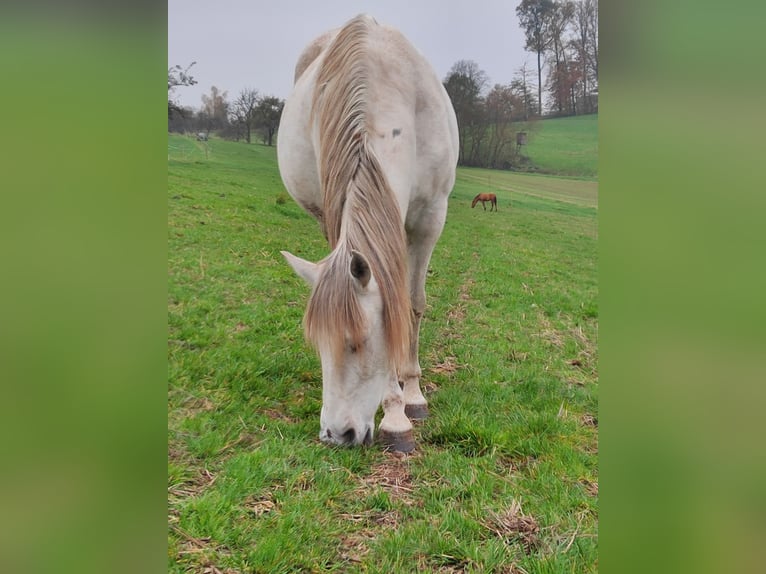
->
left=517, top=0, right=598, bottom=116
left=168, top=64, right=285, bottom=146
left=442, top=0, right=597, bottom=169
left=168, top=0, right=597, bottom=166
left=443, top=59, right=537, bottom=169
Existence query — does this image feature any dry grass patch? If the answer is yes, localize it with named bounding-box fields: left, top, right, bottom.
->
left=533, top=311, right=565, bottom=349
left=169, top=467, right=218, bottom=507
left=262, top=408, right=297, bottom=423
left=429, top=355, right=463, bottom=376
left=484, top=499, right=541, bottom=554
left=446, top=303, right=467, bottom=322
left=579, top=478, right=598, bottom=497
left=358, top=452, right=416, bottom=503
left=170, top=523, right=237, bottom=574
left=581, top=413, right=598, bottom=427
left=338, top=509, right=402, bottom=564
left=244, top=491, right=279, bottom=517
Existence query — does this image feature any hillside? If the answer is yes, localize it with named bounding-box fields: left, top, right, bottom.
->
left=522, top=114, right=598, bottom=179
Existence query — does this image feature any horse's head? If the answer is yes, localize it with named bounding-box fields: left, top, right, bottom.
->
left=282, top=249, right=395, bottom=447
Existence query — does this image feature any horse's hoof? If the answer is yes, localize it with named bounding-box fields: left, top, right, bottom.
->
left=405, top=403, right=429, bottom=421
left=378, top=428, right=415, bottom=453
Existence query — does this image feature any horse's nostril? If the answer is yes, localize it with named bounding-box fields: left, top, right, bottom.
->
left=362, top=427, right=372, bottom=446
left=341, top=427, right=356, bottom=444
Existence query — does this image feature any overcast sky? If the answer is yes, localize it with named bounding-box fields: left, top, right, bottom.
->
left=168, top=0, right=531, bottom=110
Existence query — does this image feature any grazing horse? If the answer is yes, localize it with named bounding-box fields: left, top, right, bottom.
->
left=471, top=193, right=497, bottom=211
left=277, top=15, right=459, bottom=452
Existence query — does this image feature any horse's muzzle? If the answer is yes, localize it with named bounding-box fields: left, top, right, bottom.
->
left=321, top=425, right=373, bottom=446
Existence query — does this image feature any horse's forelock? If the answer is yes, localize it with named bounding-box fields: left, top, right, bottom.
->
left=303, top=246, right=367, bottom=364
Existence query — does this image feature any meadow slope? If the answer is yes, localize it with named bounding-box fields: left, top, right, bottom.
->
left=522, top=114, right=598, bottom=178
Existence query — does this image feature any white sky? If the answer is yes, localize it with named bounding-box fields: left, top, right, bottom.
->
left=168, top=0, right=531, bottom=109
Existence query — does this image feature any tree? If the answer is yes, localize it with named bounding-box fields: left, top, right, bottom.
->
left=230, top=88, right=260, bottom=143
left=168, top=105, right=196, bottom=133
left=443, top=60, right=489, bottom=165
left=572, top=0, right=598, bottom=113
left=516, top=0, right=555, bottom=116
left=545, top=1, right=575, bottom=115
left=511, top=62, right=538, bottom=120
left=255, top=96, right=284, bottom=146
left=168, top=62, right=197, bottom=121
left=200, top=86, right=229, bottom=134
left=485, top=84, right=523, bottom=168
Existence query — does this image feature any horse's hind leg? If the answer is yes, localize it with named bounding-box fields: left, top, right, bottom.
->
left=401, top=304, right=429, bottom=420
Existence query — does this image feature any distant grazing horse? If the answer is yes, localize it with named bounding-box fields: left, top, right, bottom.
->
left=471, top=193, right=497, bottom=211
left=277, top=15, right=459, bottom=452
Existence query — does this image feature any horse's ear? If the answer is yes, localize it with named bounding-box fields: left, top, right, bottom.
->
left=281, top=250, right=319, bottom=287
left=349, top=250, right=371, bottom=289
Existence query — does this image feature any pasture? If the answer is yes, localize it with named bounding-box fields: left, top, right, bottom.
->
left=168, top=134, right=598, bottom=573
left=523, top=114, right=598, bottom=178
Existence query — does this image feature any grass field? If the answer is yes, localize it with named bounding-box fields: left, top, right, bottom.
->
left=168, top=134, right=598, bottom=573
left=523, top=115, right=598, bottom=178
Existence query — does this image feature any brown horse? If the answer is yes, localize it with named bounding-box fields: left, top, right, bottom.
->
left=471, top=193, right=497, bottom=211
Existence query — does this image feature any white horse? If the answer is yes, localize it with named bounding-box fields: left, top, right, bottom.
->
left=277, top=14, right=458, bottom=451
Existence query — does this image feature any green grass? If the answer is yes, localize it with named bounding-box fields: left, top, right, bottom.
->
left=523, top=114, right=598, bottom=178
left=168, top=134, right=598, bottom=573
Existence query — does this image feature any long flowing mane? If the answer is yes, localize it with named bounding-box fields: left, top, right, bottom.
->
left=303, top=15, right=411, bottom=368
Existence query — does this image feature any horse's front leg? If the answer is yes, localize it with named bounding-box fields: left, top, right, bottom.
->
left=378, top=374, right=415, bottom=452
left=399, top=227, right=442, bottom=422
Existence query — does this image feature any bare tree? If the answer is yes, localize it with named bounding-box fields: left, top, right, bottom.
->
left=512, top=62, right=538, bottom=119
left=583, top=0, right=599, bottom=110
left=485, top=84, right=522, bottom=168
left=516, top=0, right=555, bottom=116
left=230, top=88, right=260, bottom=143
left=200, top=86, right=229, bottom=134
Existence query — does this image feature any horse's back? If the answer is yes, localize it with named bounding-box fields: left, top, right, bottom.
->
left=364, top=20, right=458, bottom=207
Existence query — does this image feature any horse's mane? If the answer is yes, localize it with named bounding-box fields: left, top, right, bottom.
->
left=303, top=14, right=410, bottom=368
